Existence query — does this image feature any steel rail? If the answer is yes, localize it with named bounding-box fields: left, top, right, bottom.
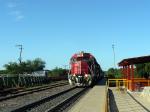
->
left=45, top=87, right=88, bottom=112
left=0, top=81, right=68, bottom=102
left=11, top=87, right=77, bottom=112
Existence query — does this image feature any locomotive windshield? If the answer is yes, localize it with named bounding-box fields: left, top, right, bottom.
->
left=76, top=57, right=89, bottom=61
left=71, top=57, right=89, bottom=63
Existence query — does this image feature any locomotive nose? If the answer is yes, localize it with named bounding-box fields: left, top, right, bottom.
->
left=71, top=61, right=89, bottom=75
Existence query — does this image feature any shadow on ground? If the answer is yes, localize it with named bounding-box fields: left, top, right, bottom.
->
left=108, top=89, right=119, bottom=112
left=96, top=78, right=106, bottom=86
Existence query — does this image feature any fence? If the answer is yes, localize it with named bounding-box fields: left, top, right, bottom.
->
left=0, top=74, right=48, bottom=89
left=107, top=78, right=150, bottom=91
left=107, top=79, right=126, bottom=91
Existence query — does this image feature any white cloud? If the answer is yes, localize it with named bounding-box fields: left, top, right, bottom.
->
left=16, top=15, right=24, bottom=21
left=9, top=10, right=24, bottom=21
left=6, top=1, right=25, bottom=21
left=10, top=10, right=20, bottom=15
left=7, top=2, right=17, bottom=8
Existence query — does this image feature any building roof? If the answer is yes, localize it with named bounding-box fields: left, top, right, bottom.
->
left=118, top=55, right=150, bottom=66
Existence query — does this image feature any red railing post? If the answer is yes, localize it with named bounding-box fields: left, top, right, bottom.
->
left=131, top=65, right=134, bottom=91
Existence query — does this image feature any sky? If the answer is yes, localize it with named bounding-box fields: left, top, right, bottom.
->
left=0, top=0, right=150, bottom=70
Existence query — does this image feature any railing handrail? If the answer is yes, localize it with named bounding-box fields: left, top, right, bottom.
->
left=107, top=78, right=150, bottom=91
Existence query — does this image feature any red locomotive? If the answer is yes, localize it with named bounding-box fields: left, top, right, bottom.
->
left=68, top=52, right=103, bottom=86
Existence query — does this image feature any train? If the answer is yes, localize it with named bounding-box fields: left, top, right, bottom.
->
left=68, top=51, right=103, bottom=86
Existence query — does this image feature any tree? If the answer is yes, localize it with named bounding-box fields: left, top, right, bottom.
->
left=107, top=68, right=115, bottom=78
left=4, top=58, right=45, bottom=74
left=48, top=67, right=68, bottom=77
left=32, top=58, right=45, bottom=71
left=4, top=62, right=19, bottom=74
left=107, top=68, right=122, bottom=79
left=135, top=63, right=150, bottom=79
left=0, top=70, right=8, bottom=74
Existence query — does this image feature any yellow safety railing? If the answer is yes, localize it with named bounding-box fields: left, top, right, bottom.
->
left=107, top=79, right=126, bottom=87
left=107, top=79, right=127, bottom=91
left=107, top=78, right=150, bottom=91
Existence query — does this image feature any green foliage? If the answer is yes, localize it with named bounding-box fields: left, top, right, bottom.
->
left=135, top=63, right=150, bottom=79
left=3, top=58, right=45, bottom=74
left=107, top=68, right=115, bottom=78
left=48, top=67, right=68, bottom=77
left=0, top=70, right=8, bottom=74
left=107, top=68, right=122, bottom=79
left=107, top=63, right=150, bottom=79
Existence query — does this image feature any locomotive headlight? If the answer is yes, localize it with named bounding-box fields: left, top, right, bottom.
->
left=85, top=74, right=88, bottom=77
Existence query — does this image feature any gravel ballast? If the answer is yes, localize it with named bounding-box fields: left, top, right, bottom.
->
left=0, top=85, right=72, bottom=112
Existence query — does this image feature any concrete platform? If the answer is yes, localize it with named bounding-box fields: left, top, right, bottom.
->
left=130, top=91, right=150, bottom=111
left=109, top=87, right=149, bottom=112
left=69, top=79, right=107, bottom=112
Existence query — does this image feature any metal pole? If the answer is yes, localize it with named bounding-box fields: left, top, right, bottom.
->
left=112, top=44, right=116, bottom=68
left=16, top=44, right=23, bottom=64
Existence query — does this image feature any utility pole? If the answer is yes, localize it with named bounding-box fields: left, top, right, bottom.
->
left=112, top=44, right=116, bottom=68
left=16, top=44, right=23, bottom=64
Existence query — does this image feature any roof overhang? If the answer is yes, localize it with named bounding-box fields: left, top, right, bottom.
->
left=118, top=55, right=150, bottom=66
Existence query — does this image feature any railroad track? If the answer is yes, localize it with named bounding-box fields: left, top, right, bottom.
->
left=0, top=81, right=68, bottom=102
left=11, top=87, right=89, bottom=112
